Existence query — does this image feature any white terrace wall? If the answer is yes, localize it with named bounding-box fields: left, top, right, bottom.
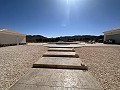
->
left=18, top=36, right=26, bottom=44
left=0, top=32, right=26, bottom=45
left=104, top=29, right=120, bottom=44
left=105, top=34, right=120, bottom=44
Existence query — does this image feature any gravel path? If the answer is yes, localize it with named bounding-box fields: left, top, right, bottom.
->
left=0, top=45, right=47, bottom=90
left=75, top=46, right=120, bottom=90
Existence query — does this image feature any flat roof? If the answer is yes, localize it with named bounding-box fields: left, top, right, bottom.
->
left=103, top=28, right=120, bottom=33
left=0, top=29, right=26, bottom=36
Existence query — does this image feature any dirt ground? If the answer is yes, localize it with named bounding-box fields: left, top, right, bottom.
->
left=76, top=46, right=120, bottom=90
left=0, top=45, right=47, bottom=90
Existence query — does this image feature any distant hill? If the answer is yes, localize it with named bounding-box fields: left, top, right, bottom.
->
left=59, top=35, right=103, bottom=42
left=26, top=35, right=104, bottom=43
left=26, top=35, right=47, bottom=42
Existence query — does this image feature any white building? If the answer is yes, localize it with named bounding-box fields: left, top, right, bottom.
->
left=0, top=29, right=26, bottom=46
left=103, top=28, right=120, bottom=44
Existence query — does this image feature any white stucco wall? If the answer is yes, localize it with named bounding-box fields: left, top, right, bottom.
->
left=105, top=34, right=120, bottom=43
left=0, top=32, right=26, bottom=45
left=18, top=36, right=26, bottom=44
left=104, top=29, right=120, bottom=44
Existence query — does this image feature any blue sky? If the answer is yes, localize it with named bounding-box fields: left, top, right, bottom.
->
left=0, top=0, right=120, bottom=37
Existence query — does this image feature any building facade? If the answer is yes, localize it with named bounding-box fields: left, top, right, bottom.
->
left=103, top=28, right=120, bottom=44
left=0, top=29, right=26, bottom=46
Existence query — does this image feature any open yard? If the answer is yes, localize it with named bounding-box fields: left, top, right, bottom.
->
left=0, top=45, right=47, bottom=90
left=0, top=44, right=120, bottom=90
left=76, top=46, right=120, bottom=90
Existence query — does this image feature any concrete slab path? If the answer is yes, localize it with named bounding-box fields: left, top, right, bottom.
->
left=43, top=51, right=79, bottom=58
left=9, top=68, right=103, bottom=90
left=44, top=44, right=82, bottom=48
left=33, top=57, right=87, bottom=70
left=48, top=48, right=75, bottom=52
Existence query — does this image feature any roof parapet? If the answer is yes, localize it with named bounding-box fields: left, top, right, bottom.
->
left=0, top=29, right=26, bottom=36
left=103, top=28, right=120, bottom=33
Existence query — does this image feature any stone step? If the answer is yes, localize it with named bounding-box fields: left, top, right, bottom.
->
left=44, top=44, right=82, bottom=48
left=48, top=48, right=75, bottom=52
left=48, top=42, right=79, bottom=44
left=9, top=68, right=103, bottom=90
left=33, top=57, right=88, bottom=70
left=43, top=52, right=79, bottom=58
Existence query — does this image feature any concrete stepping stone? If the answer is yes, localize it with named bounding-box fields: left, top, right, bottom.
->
left=48, top=48, right=75, bottom=52
left=43, top=52, right=79, bottom=58
left=33, top=57, right=88, bottom=70
left=48, top=42, right=79, bottom=44
left=9, top=68, right=103, bottom=90
left=44, top=44, right=82, bottom=48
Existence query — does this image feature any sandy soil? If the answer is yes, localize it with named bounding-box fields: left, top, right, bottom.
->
left=75, top=46, right=120, bottom=90
left=0, top=45, right=47, bottom=90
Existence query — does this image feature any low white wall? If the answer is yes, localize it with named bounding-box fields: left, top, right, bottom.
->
left=105, top=34, right=120, bottom=43
left=18, top=36, right=26, bottom=44
left=0, top=32, right=26, bottom=45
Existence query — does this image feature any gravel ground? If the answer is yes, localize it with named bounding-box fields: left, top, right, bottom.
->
left=0, top=45, right=47, bottom=90
left=75, top=46, right=120, bottom=90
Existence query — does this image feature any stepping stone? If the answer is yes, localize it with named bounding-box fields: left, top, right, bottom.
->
left=43, top=52, right=79, bottom=58
left=44, top=44, right=82, bottom=48
left=33, top=57, right=88, bottom=70
left=9, top=68, right=103, bottom=90
left=48, top=42, right=79, bottom=44
left=48, top=48, right=75, bottom=52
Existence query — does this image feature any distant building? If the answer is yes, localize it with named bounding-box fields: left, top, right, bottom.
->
left=103, top=28, right=120, bottom=44
left=0, top=29, right=26, bottom=46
